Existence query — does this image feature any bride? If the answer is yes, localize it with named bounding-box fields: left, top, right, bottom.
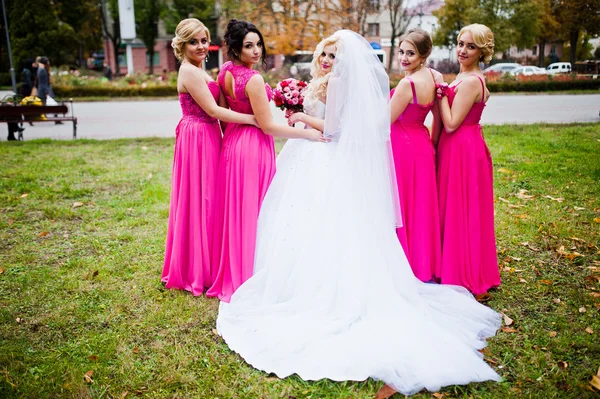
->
left=217, top=30, right=502, bottom=396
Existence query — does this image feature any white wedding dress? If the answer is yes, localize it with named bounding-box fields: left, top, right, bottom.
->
left=217, top=31, right=501, bottom=395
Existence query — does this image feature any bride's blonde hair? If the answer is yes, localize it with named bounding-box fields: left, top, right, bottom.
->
left=305, top=35, right=339, bottom=102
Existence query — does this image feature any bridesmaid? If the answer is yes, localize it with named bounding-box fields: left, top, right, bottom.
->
left=389, top=28, right=442, bottom=282
left=207, top=19, right=324, bottom=302
left=162, top=18, right=258, bottom=296
left=435, top=23, right=501, bottom=294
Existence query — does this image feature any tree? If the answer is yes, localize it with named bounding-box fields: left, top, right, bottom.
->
left=134, top=0, right=166, bottom=74
left=433, top=0, right=476, bottom=48
left=163, top=0, right=214, bottom=34
left=556, top=0, right=600, bottom=66
left=55, top=0, right=102, bottom=67
left=100, top=0, right=121, bottom=76
left=533, top=0, right=559, bottom=67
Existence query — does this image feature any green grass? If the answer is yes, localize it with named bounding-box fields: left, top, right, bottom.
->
left=0, top=124, right=599, bottom=399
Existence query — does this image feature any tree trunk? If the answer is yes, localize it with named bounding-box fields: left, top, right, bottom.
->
left=112, top=38, right=121, bottom=77
left=538, top=40, right=546, bottom=67
left=148, top=50, right=154, bottom=74
left=569, top=29, right=579, bottom=66
left=388, top=29, right=396, bottom=72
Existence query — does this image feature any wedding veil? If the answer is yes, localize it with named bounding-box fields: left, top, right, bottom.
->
left=323, top=30, right=402, bottom=227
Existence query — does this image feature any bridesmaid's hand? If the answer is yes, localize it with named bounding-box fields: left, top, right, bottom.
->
left=304, top=128, right=329, bottom=142
left=431, top=68, right=445, bottom=85
left=288, top=112, right=305, bottom=127
left=251, top=116, right=260, bottom=127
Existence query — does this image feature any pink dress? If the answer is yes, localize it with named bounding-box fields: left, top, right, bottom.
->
left=390, top=77, right=441, bottom=282
left=207, top=62, right=276, bottom=302
left=436, top=75, right=500, bottom=294
left=162, top=84, right=222, bottom=296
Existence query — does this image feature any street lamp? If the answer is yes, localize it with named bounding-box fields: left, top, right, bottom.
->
left=1, top=0, right=17, bottom=96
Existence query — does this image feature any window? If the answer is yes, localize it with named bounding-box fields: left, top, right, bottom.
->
left=367, top=23, right=380, bottom=36
left=532, top=46, right=537, bottom=56
left=369, top=0, right=380, bottom=11
left=146, top=52, right=160, bottom=66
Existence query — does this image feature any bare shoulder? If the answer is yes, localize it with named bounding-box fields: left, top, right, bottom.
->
left=246, top=73, right=265, bottom=91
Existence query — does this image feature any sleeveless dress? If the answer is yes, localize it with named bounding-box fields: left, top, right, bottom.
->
left=216, top=94, right=501, bottom=395
left=207, top=62, right=276, bottom=302
left=436, top=75, right=501, bottom=294
left=162, top=84, right=222, bottom=296
left=390, top=75, right=441, bottom=282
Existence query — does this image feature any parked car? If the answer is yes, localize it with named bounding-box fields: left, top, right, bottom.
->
left=483, top=63, right=521, bottom=74
left=546, top=62, right=571, bottom=74
left=509, top=66, right=547, bottom=76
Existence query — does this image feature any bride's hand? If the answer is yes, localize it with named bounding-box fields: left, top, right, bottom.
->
left=304, top=128, right=329, bottom=142
left=288, top=112, right=304, bottom=127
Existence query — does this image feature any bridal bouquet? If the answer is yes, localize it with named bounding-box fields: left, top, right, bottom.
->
left=273, top=78, right=308, bottom=118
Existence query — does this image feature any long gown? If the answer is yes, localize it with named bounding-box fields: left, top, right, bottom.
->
left=216, top=93, right=502, bottom=395
left=436, top=74, right=501, bottom=295
left=162, top=85, right=222, bottom=295
left=390, top=75, right=441, bottom=282
left=207, top=61, right=276, bottom=302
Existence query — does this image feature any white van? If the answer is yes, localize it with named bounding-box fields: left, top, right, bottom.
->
left=546, top=62, right=571, bottom=74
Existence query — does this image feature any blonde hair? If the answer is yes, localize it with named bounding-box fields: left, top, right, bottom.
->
left=399, top=28, right=432, bottom=60
left=458, top=24, right=495, bottom=63
left=171, top=18, right=211, bottom=61
left=305, top=35, right=340, bottom=102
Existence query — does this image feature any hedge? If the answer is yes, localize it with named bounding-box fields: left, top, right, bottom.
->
left=53, top=85, right=178, bottom=98
left=51, top=77, right=599, bottom=98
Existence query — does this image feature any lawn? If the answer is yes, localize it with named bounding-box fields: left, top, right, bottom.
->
left=0, top=123, right=599, bottom=399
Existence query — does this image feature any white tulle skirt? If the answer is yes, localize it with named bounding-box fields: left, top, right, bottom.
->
left=217, top=137, right=502, bottom=395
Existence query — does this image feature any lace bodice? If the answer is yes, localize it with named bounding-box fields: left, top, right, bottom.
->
left=178, top=81, right=220, bottom=123
left=218, top=61, right=273, bottom=115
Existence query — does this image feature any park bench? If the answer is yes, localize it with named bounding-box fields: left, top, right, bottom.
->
left=0, top=97, right=77, bottom=140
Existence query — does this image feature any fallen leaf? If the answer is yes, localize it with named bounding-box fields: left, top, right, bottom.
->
left=432, top=393, right=445, bottom=399
left=519, top=278, right=527, bottom=283
left=15, top=317, right=22, bottom=323
left=84, top=370, right=94, bottom=383
left=585, top=327, right=594, bottom=334
left=509, top=256, right=522, bottom=262
left=557, top=361, right=568, bottom=370
left=589, top=292, right=600, bottom=298
left=264, top=376, right=279, bottom=382
left=133, top=347, right=139, bottom=354
left=553, top=298, right=561, bottom=304
left=516, top=189, right=534, bottom=200
left=212, top=328, right=218, bottom=336
left=497, top=167, right=513, bottom=174
left=20, top=193, right=28, bottom=198
left=521, top=241, right=540, bottom=251
left=570, top=236, right=586, bottom=243
left=7, top=219, right=14, bottom=226
left=72, top=202, right=84, bottom=209
left=549, top=331, right=557, bottom=338
left=508, top=204, right=525, bottom=209
left=539, top=279, right=552, bottom=285
left=579, top=307, right=587, bottom=313
left=501, top=327, right=518, bottom=333
left=498, top=197, right=511, bottom=203
left=475, top=293, right=491, bottom=303
left=38, top=231, right=49, bottom=237
left=574, top=206, right=586, bottom=211
left=0, top=268, right=4, bottom=274
left=593, top=217, right=600, bottom=224
left=121, top=391, right=129, bottom=399
left=591, top=375, right=600, bottom=391
left=141, top=146, right=148, bottom=151
left=92, top=270, right=99, bottom=278
left=501, top=313, right=514, bottom=326
left=89, top=355, right=98, bottom=361
left=544, top=195, right=564, bottom=202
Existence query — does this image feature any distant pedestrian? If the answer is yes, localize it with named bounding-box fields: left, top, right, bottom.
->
left=37, top=56, right=54, bottom=104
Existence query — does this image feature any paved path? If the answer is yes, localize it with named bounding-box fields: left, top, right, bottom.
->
left=1, top=93, right=599, bottom=141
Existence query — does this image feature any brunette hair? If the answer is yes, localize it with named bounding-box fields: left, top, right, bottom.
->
left=399, top=28, right=433, bottom=60
left=224, top=19, right=268, bottom=69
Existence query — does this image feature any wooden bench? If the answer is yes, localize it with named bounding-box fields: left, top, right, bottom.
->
left=0, top=99, right=78, bottom=140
